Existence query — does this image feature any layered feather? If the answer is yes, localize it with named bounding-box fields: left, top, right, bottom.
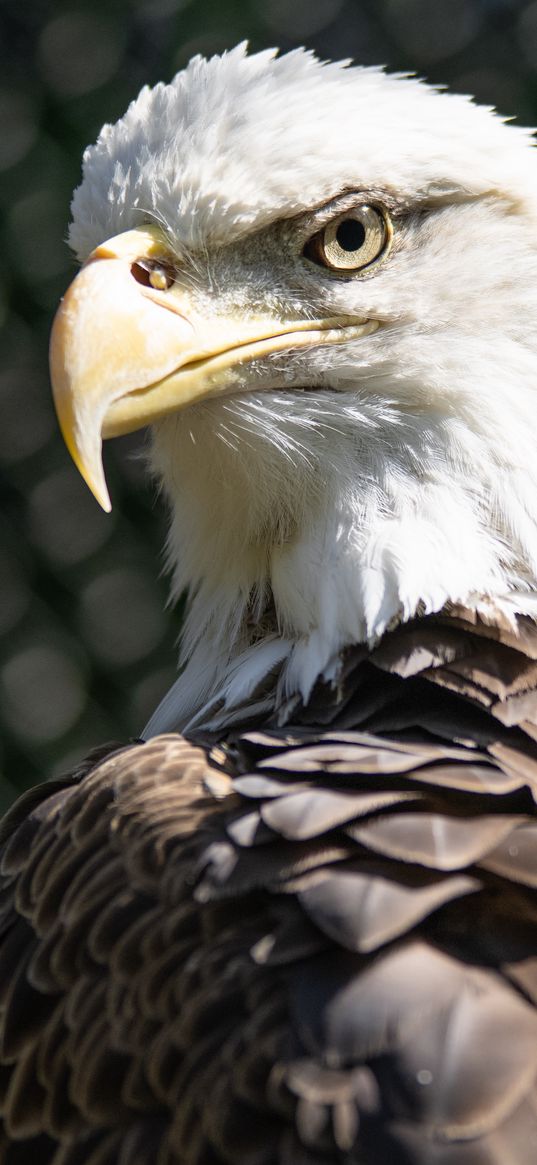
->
left=0, top=612, right=537, bottom=1163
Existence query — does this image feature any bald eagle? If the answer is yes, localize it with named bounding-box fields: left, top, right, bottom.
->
left=2, top=44, right=537, bottom=1165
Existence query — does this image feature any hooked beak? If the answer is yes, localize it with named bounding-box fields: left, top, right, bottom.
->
left=50, top=225, right=378, bottom=511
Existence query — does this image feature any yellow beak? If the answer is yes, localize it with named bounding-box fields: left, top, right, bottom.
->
left=50, top=225, right=377, bottom=511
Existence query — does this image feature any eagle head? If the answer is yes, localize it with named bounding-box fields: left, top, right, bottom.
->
left=49, top=44, right=537, bottom=731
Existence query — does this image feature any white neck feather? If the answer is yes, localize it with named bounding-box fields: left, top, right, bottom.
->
left=144, top=352, right=537, bottom=737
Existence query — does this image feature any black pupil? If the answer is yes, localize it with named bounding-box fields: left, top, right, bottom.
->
left=335, top=218, right=366, bottom=252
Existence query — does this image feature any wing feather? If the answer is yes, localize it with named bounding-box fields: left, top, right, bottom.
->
left=0, top=613, right=536, bottom=1163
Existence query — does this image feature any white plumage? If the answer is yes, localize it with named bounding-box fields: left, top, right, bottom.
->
left=65, top=44, right=537, bottom=733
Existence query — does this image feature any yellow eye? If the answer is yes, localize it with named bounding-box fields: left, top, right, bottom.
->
left=304, top=204, right=392, bottom=272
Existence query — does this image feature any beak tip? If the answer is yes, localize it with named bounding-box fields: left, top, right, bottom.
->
left=66, top=439, right=112, bottom=513
left=86, top=470, right=112, bottom=514
left=98, top=492, right=113, bottom=515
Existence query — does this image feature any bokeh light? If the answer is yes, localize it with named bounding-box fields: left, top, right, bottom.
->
left=78, top=568, right=167, bottom=667
left=1, top=642, right=86, bottom=744
left=28, top=469, right=115, bottom=568
left=383, top=0, right=482, bottom=64
left=256, top=0, right=345, bottom=39
left=38, top=13, right=125, bottom=97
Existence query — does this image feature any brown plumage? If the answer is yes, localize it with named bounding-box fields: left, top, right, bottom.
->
left=0, top=608, right=536, bottom=1165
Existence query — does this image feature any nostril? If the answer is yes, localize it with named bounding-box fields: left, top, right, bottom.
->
left=131, top=260, right=175, bottom=290
left=131, top=261, right=152, bottom=287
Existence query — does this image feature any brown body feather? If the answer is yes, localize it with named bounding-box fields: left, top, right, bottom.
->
left=0, top=610, right=536, bottom=1164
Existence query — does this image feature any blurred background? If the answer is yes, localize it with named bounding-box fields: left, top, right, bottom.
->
left=0, top=0, right=536, bottom=804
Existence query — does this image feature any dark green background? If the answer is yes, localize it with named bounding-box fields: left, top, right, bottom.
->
left=0, top=0, right=535, bottom=803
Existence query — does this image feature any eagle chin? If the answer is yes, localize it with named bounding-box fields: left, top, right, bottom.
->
left=2, top=45, right=537, bottom=1165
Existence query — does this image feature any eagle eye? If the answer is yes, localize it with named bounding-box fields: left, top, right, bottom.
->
left=304, top=204, right=392, bottom=273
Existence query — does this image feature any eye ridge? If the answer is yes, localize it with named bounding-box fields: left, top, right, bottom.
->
left=303, top=203, right=392, bottom=273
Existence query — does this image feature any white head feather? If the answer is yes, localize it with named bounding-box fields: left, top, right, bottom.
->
left=68, top=45, right=537, bottom=734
